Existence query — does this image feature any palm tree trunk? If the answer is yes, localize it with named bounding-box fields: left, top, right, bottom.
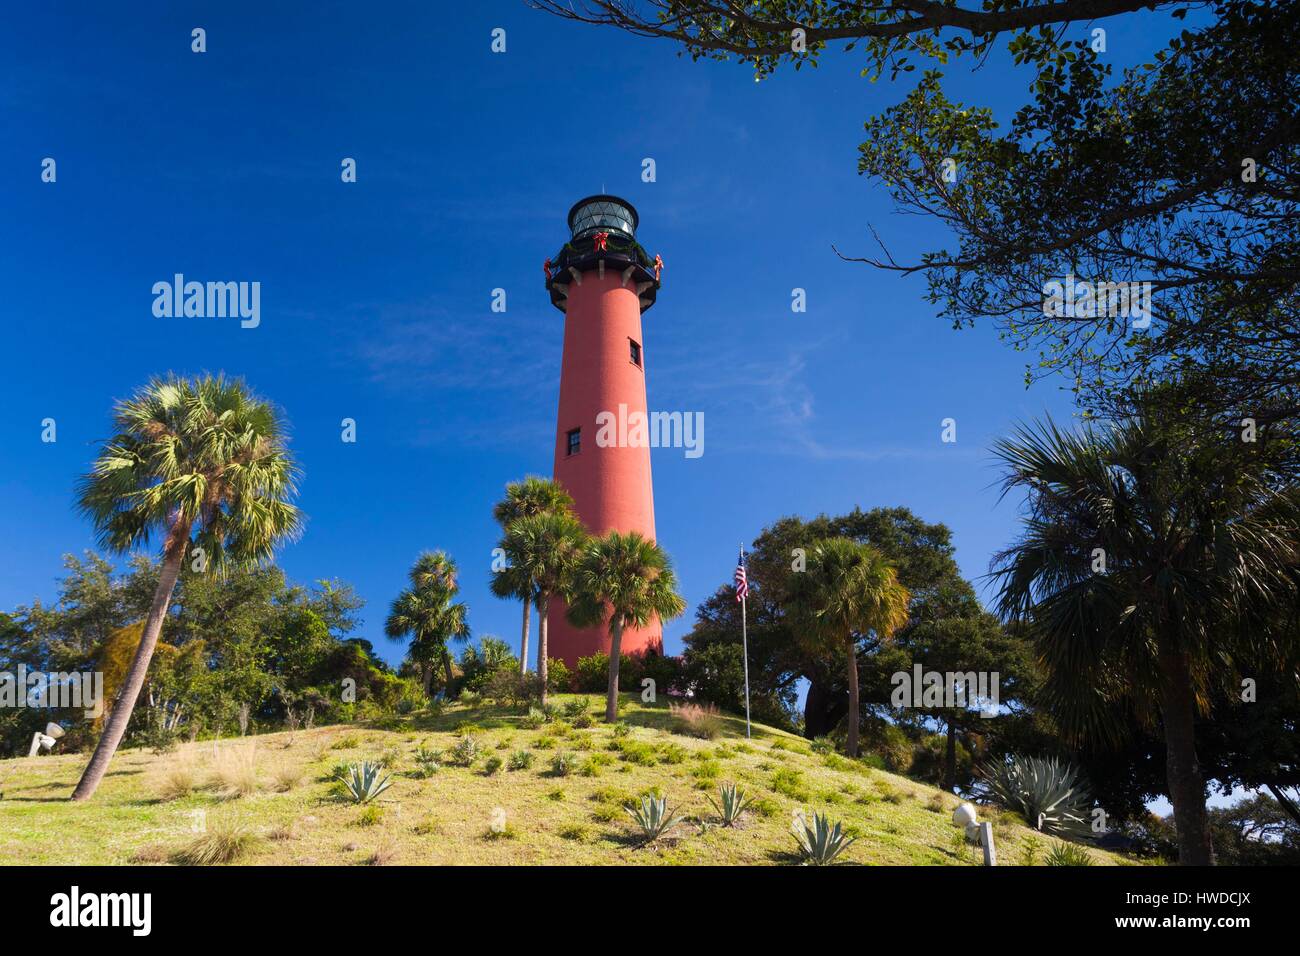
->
left=944, top=718, right=958, bottom=793
left=421, top=663, right=434, bottom=697
left=442, top=647, right=455, bottom=695
left=537, top=596, right=550, bottom=707
left=845, top=635, right=860, bottom=758
left=519, top=600, right=530, bottom=677
left=1267, top=784, right=1300, bottom=828
left=605, top=617, right=624, bottom=723
left=72, top=519, right=190, bottom=801
left=1157, top=646, right=1215, bottom=865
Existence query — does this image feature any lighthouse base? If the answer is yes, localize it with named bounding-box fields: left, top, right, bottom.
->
left=546, top=600, right=662, bottom=672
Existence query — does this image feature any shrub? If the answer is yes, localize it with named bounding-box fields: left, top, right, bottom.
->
left=559, top=823, right=589, bottom=841
left=487, top=667, right=540, bottom=708
left=483, top=754, right=503, bottom=775
left=575, top=652, right=641, bottom=692
left=332, top=735, right=361, bottom=750
left=356, top=805, right=384, bottom=827
left=571, top=712, right=594, bottom=729
left=550, top=751, right=577, bottom=776
left=612, top=721, right=631, bottom=738
left=861, top=720, right=913, bottom=773
left=1045, top=841, right=1094, bottom=866
left=173, top=822, right=261, bottom=866
left=910, top=732, right=974, bottom=787
left=412, top=743, right=442, bottom=777
left=546, top=657, right=572, bottom=693
left=657, top=742, right=687, bottom=764
left=771, top=767, right=810, bottom=802
left=340, top=762, right=393, bottom=804
left=691, top=760, right=722, bottom=782
left=980, top=755, right=1092, bottom=839
left=562, top=698, right=589, bottom=718
left=447, top=736, right=482, bottom=767
left=579, top=753, right=613, bottom=776
left=669, top=701, right=723, bottom=740
left=614, top=740, right=658, bottom=766
left=1018, top=835, right=1045, bottom=866
left=791, top=811, right=855, bottom=866
left=810, top=736, right=835, bottom=755
left=638, top=649, right=682, bottom=697
left=508, top=750, right=534, bottom=771
left=458, top=689, right=483, bottom=707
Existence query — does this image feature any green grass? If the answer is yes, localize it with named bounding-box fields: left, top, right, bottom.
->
left=0, top=694, right=1139, bottom=866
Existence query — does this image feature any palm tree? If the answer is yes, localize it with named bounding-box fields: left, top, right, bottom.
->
left=71, top=374, right=302, bottom=800
left=567, top=531, right=686, bottom=722
left=491, top=477, right=575, bottom=675
left=991, top=410, right=1300, bottom=865
left=788, top=538, right=910, bottom=758
left=492, top=512, right=588, bottom=704
left=385, top=551, right=471, bottom=694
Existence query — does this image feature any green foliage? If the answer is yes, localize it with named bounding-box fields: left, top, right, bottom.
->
left=546, top=657, right=572, bottom=693
left=980, top=755, right=1092, bottom=839
left=385, top=551, right=470, bottom=698
left=412, top=743, right=442, bottom=778
left=1017, top=835, right=1045, bottom=866
left=575, top=652, right=638, bottom=693
left=447, top=736, right=482, bottom=767
left=624, top=795, right=686, bottom=845
left=550, top=751, right=577, bottom=776
left=507, top=750, right=533, bottom=771
left=771, top=767, right=810, bottom=802
left=483, top=754, right=503, bottom=775
left=340, top=762, right=393, bottom=805
left=459, top=637, right=519, bottom=695
left=791, top=811, right=856, bottom=866
left=707, top=783, right=757, bottom=826
left=1044, top=841, right=1094, bottom=867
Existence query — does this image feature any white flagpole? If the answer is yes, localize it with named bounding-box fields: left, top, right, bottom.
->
left=740, top=543, right=752, bottom=739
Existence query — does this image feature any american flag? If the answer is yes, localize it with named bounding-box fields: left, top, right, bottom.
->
left=734, top=548, right=749, bottom=602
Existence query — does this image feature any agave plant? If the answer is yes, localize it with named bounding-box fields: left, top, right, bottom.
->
left=791, top=811, right=856, bottom=865
left=412, top=743, right=442, bottom=778
left=707, top=783, right=756, bottom=827
left=979, top=754, right=1092, bottom=839
left=448, top=735, right=482, bottom=767
left=624, top=795, right=686, bottom=845
left=340, top=761, right=392, bottom=805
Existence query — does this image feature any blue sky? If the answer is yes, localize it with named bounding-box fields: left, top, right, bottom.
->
left=1, top=3, right=1188, bottom=671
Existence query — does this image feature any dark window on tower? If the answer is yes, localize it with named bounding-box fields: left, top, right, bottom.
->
left=629, top=339, right=642, bottom=368
left=566, top=428, right=581, bottom=456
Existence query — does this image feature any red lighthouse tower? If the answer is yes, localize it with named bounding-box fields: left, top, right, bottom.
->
left=544, top=196, right=664, bottom=667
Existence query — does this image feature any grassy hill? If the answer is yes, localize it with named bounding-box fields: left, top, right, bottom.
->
left=0, top=694, right=1139, bottom=866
